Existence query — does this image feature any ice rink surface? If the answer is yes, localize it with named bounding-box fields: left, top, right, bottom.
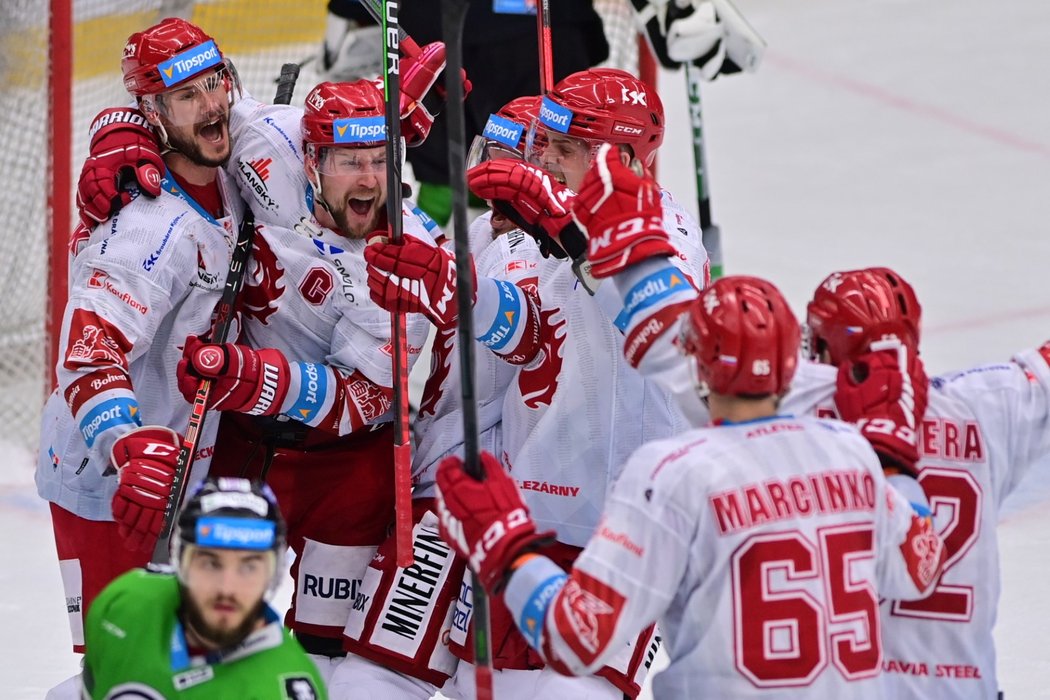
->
left=4, top=0, right=1050, bottom=696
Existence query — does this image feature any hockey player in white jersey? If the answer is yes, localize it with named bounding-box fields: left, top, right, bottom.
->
left=433, top=270, right=947, bottom=699
left=172, top=79, right=439, bottom=676
left=327, top=95, right=546, bottom=699
left=36, top=20, right=247, bottom=672
left=797, top=267, right=1050, bottom=699
left=395, top=69, right=707, bottom=698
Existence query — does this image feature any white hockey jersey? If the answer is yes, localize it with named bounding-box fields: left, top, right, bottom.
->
left=498, top=190, right=708, bottom=546
left=412, top=214, right=544, bottom=495
left=779, top=349, right=1050, bottom=699
left=37, top=175, right=244, bottom=520
left=504, top=415, right=943, bottom=699
left=223, top=94, right=436, bottom=434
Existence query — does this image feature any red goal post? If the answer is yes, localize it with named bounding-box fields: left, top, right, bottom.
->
left=0, top=0, right=653, bottom=458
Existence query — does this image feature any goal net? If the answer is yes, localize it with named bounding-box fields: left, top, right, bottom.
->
left=0, top=0, right=650, bottom=469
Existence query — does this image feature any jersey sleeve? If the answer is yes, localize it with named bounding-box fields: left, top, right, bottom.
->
left=936, top=344, right=1050, bottom=503
left=472, top=228, right=545, bottom=366
left=503, top=440, right=691, bottom=676
left=872, top=460, right=947, bottom=601
left=57, top=211, right=201, bottom=467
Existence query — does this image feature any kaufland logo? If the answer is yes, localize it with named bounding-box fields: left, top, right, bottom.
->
left=540, top=97, right=573, bottom=133
left=333, top=116, right=386, bottom=144
left=157, top=40, right=222, bottom=87
left=483, top=114, right=524, bottom=148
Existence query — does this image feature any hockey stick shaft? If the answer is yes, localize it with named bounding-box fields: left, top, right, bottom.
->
left=441, top=1, right=494, bottom=697
left=150, top=63, right=299, bottom=566
left=150, top=210, right=254, bottom=565
left=380, top=0, right=415, bottom=569
left=685, top=64, right=724, bottom=279
left=536, top=0, right=554, bottom=92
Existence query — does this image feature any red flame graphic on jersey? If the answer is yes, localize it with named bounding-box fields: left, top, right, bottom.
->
left=418, top=326, right=457, bottom=418
left=63, top=308, right=133, bottom=371
left=240, top=231, right=285, bottom=326
left=518, top=307, right=567, bottom=409
left=248, top=157, right=272, bottom=182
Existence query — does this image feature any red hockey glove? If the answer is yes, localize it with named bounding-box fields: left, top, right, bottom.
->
left=110, top=426, right=181, bottom=552
left=177, top=336, right=291, bottom=416
left=467, top=159, right=585, bottom=260
left=835, top=341, right=929, bottom=477
left=436, top=451, right=555, bottom=592
left=364, top=233, right=475, bottom=328
left=571, top=143, right=675, bottom=279
left=399, top=41, right=472, bottom=148
left=76, top=108, right=163, bottom=228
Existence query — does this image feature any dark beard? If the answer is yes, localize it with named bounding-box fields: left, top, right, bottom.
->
left=179, top=587, right=265, bottom=652
left=166, top=117, right=231, bottom=168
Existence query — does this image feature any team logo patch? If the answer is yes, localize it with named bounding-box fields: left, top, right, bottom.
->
left=552, top=570, right=626, bottom=666
left=282, top=675, right=319, bottom=700
left=195, top=346, right=225, bottom=372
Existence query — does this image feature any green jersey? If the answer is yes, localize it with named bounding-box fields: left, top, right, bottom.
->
left=84, top=569, right=327, bottom=700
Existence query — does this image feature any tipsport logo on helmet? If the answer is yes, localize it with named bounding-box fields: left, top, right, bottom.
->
left=196, top=516, right=276, bottom=550
left=483, top=114, right=524, bottom=148
left=158, top=40, right=222, bottom=87
left=539, top=97, right=573, bottom=134
left=333, top=116, right=386, bottom=144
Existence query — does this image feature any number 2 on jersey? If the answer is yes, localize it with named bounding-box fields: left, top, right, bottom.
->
left=891, top=466, right=981, bottom=621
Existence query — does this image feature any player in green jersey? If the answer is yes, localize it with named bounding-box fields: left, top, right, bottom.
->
left=82, top=477, right=327, bottom=699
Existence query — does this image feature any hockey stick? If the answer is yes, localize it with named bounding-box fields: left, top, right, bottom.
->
left=536, top=0, right=553, bottom=92
left=379, top=0, right=415, bottom=569
left=441, top=2, right=495, bottom=698
left=685, top=64, right=724, bottom=280
left=150, top=64, right=300, bottom=566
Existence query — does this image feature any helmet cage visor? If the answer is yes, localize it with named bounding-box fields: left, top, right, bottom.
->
left=307, top=144, right=389, bottom=177
left=141, top=61, right=240, bottom=127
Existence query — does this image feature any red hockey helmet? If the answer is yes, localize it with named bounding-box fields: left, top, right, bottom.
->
left=122, top=18, right=227, bottom=96
left=538, top=68, right=664, bottom=167
left=806, top=267, right=922, bottom=366
left=680, top=276, right=800, bottom=397
left=466, top=95, right=542, bottom=169
left=302, top=80, right=387, bottom=148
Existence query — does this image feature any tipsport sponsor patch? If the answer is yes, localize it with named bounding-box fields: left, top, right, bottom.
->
left=158, top=40, right=222, bottom=87
left=540, top=97, right=573, bottom=133
left=195, top=516, right=276, bottom=550
left=333, top=116, right=386, bottom=144
left=482, top=114, right=525, bottom=148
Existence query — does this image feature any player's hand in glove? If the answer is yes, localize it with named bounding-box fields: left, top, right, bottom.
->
left=834, top=339, right=929, bottom=477
left=467, top=160, right=585, bottom=260
left=76, top=108, right=163, bottom=228
left=571, top=143, right=675, bottom=278
left=436, top=451, right=555, bottom=592
left=364, top=233, right=475, bottom=328
left=110, top=426, right=181, bottom=551
left=177, top=336, right=291, bottom=416
left=631, top=0, right=766, bottom=79
left=399, top=41, right=472, bottom=148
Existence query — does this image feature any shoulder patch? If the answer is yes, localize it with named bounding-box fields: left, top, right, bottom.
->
left=282, top=674, right=320, bottom=699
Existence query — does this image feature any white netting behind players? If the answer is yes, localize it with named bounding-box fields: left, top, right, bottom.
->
left=0, top=0, right=645, bottom=461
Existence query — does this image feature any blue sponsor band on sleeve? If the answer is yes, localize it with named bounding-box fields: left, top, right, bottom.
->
left=285, top=362, right=328, bottom=424
left=477, top=279, right=522, bottom=351
left=79, top=397, right=142, bottom=448
left=502, top=555, right=569, bottom=650
left=410, top=204, right=439, bottom=233
left=614, top=265, right=688, bottom=332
